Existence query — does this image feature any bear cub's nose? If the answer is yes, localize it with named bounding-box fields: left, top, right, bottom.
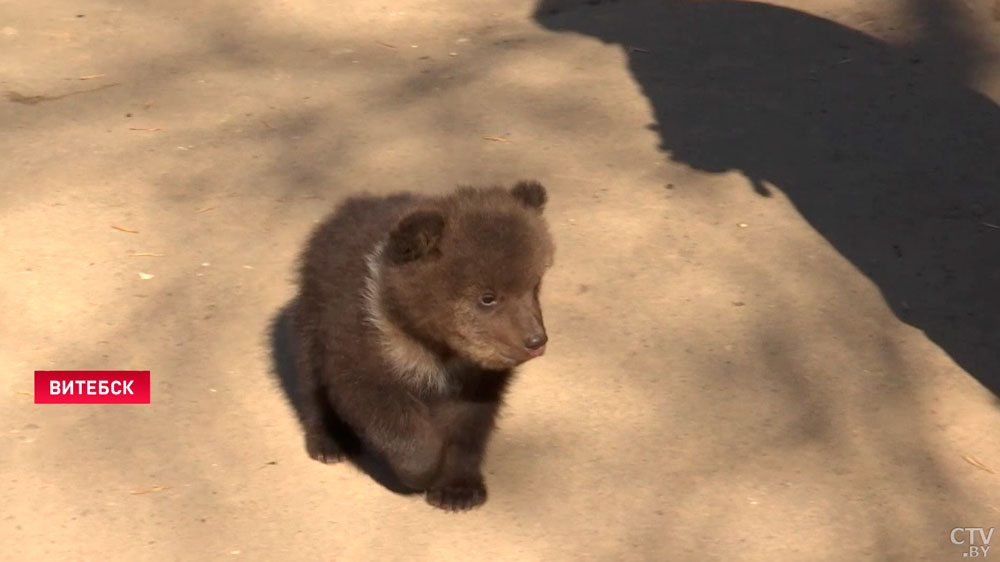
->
left=524, top=334, right=547, bottom=357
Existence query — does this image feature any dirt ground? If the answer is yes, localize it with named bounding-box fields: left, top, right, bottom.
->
left=2, top=0, right=999, bottom=560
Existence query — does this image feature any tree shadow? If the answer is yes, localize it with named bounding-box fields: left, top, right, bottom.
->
left=535, top=0, right=1000, bottom=394
left=268, top=301, right=417, bottom=495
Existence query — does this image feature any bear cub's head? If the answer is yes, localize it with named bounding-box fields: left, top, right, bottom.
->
left=378, top=181, right=555, bottom=371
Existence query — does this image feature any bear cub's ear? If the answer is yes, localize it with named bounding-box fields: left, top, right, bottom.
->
left=387, top=210, right=445, bottom=264
left=511, top=180, right=547, bottom=212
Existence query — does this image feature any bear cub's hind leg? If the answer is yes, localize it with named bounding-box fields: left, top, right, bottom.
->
left=306, top=430, right=345, bottom=464
left=301, top=382, right=346, bottom=464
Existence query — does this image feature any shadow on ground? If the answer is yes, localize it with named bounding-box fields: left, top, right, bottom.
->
left=535, top=0, right=1000, bottom=393
left=269, top=301, right=417, bottom=495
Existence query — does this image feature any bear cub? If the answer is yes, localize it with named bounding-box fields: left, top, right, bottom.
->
left=291, top=181, right=554, bottom=511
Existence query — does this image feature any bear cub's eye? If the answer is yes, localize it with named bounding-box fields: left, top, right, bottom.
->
left=478, top=292, right=498, bottom=307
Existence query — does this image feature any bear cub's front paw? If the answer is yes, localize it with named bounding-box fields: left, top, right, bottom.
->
left=306, top=433, right=346, bottom=464
left=425, top=479, right=487, bottom=512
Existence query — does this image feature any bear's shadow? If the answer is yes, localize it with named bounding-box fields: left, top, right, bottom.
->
left=268, top=302, right=417, bottom=495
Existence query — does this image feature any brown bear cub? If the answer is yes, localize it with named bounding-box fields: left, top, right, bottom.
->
left=291, top=181, right=554, bottom=511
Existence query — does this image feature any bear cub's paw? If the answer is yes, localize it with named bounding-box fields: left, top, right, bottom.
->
left=425, top=479, right=488, bottom=512
left=306, top=433, right=346, bottom=464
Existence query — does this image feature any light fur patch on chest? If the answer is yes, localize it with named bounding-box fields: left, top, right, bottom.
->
left=361, top=241, right=450, bottom=392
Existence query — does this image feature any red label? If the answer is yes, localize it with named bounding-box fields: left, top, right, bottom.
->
left=34, top=371, right=151, bottom=404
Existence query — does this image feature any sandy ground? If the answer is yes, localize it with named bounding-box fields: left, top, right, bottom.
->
left=2, top=0, right=999, bottom=560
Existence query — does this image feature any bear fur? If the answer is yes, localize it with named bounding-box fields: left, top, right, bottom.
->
left=290, top=181, right=555, bottom=511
